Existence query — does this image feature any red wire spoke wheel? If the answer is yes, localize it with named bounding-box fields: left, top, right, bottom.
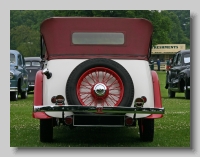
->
left=66, top=58, right=134, bottom=107
left=76, top=67, right=124, bottom=107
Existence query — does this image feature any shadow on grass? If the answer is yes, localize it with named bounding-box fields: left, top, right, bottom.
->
left=28, top=91, right=34, bottom=94
left=162, top=96, right=188, bottom=100
left=51, top=126, right=146, bottom=147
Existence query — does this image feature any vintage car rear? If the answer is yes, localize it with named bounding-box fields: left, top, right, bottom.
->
left=33, top=17, right=164, bottom=142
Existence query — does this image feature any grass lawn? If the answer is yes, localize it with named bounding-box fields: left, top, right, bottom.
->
left=10, top=71, right=190, bottom=147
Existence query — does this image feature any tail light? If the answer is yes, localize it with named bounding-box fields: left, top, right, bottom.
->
left=51, top=96, right=56, bottom=103
left=125, top=117, right=133, bottom=126
left=51, top=95, right=65, bottom=105
left=134, top=97, right=144, bottom=108
left=65, top=116, right=73, bottom=125
left=141, top=96, right=147, bottom=103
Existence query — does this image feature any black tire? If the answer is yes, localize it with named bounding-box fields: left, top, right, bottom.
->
left=21, top=91, right=28, bottom=99
left=40, top=119, right=53, bottom=142
left=66, top=58, right=134, bottom=107
left=165, top=72, right=169, bottom=89
left=185, top=88, right=190, bottom=99
left=138, top=118, right=154, bottom=142
left=168, top=88, right=175, bottom=98
left=10, top=91, right=18, bottom=101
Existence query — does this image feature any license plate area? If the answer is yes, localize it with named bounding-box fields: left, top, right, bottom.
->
left=73, top=115, right=125, bottom=127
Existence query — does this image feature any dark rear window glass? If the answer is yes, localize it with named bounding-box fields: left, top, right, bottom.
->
left=25, top=61, right=31, bottom=66
left=32, top=61, right=41, bottom=66
left=10, top=54, right=15, bottom=64
left=184, top=53, right=190, bottom=64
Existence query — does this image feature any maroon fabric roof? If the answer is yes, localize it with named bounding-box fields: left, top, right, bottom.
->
left=40, top=17, right=153, bottom=60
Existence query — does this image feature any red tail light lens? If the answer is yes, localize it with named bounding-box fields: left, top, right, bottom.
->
left=51, top=95, right=65, bottom=105
left=56, top=95, right=65, bottom=103
left=125, top=117, right=133, bottom=126
left=65, top=116, right=73, bottom=125
left=141, top=96, right=147, bottom=103
left=51, top=96, right=56, bottom=103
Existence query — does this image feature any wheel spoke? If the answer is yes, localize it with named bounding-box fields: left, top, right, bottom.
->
left=104, top=99, right=112, bottom=106
left=109, top=93, right=120, bottom=97
left=82, top=78, right=93, bottom=86
left=80, top=84, right=92, bottom=90
left=107, top=79, right=118, bottom=88
left=109, top=86, right=120, bottom=90
left=79, top=92, right=91, bottom=95
left=107, top=95, right=118, bottom=104
left=103, top=74, right=114, bottom=84
left=102, top=71, right=108, bottom=83
left=82, top=94, right=92, bottom=103
left=95, top=70, right=99, bottom=82
left=88, top=73, right=97, bottom=84
left=87, top=98, right=95, bottom=106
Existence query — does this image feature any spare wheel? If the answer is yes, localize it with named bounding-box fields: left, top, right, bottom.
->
left=66, top=58, right=134, bottom=107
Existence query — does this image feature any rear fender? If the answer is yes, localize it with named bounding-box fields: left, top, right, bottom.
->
left=32, top=70, right=51, bottom=119
left=146, top=71, right=163, bottom=119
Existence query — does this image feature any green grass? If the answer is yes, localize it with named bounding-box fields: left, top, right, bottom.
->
left=10, top=71, right=190, bottom=147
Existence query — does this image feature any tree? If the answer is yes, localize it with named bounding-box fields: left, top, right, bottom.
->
left=10, top=10, right=54, bottom=31
left=160, top=10, right=190, bottom=48
left=10, top=10, right=190, bottom=56
left=10, top=10, right=54, bottom=56
left=168, top=10, right=190, bottom=40
left=53, top=10, right=173, bottom=46
left=10, top=25, right=40, bottom=57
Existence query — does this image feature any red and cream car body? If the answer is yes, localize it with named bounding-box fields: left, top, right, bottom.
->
left=33, top=17, right=164, bottom=142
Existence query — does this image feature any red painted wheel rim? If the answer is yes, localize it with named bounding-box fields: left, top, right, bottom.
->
left=76, top=67, right=124, bottom=106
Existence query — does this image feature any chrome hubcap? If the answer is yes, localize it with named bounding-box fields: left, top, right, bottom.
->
left=93, top=83, right=107, bottom=97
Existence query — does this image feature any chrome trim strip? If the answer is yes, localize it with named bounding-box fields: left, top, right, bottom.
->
left=184, top=86, right=190, bottom=90
left=10, top=87, right=18, bottom=92
left=34, top=105, right=165, bottom=114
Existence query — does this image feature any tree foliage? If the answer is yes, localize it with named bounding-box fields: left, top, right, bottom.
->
left=10, top=25, right=40, bottom=57
left=10, top=10, right=190, bottom=57
left=10, top=10, right=53, bottom=57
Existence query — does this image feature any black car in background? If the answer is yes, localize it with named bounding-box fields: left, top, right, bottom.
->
left=165, top=49, right=190, bottom=99
left=25, top=57, right=42, bottom=92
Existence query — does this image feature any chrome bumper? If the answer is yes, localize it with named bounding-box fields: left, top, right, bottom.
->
left=34, top=105, right=164, bottom=114
left=10, top=87, right=18, bottom=92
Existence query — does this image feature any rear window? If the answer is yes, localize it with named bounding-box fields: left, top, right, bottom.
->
left=184, top=53, right=190, bottom=64
left=25, top=61, right=31, bottom=66
left=72, top=32, right=124, bottom=45
left=10, top=54, right=15, bottom=64
left=32, top=61, right=41, bottom=66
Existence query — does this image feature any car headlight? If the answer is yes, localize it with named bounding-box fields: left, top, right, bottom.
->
left=10, top=71, right=14, bottom=79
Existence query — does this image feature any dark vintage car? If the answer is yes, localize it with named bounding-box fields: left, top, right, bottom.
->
left=10, top=50, right=29, bottom=101
left=165, top=49, right=190, bottom=99
left=25, top=57, right=42, bottom=92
